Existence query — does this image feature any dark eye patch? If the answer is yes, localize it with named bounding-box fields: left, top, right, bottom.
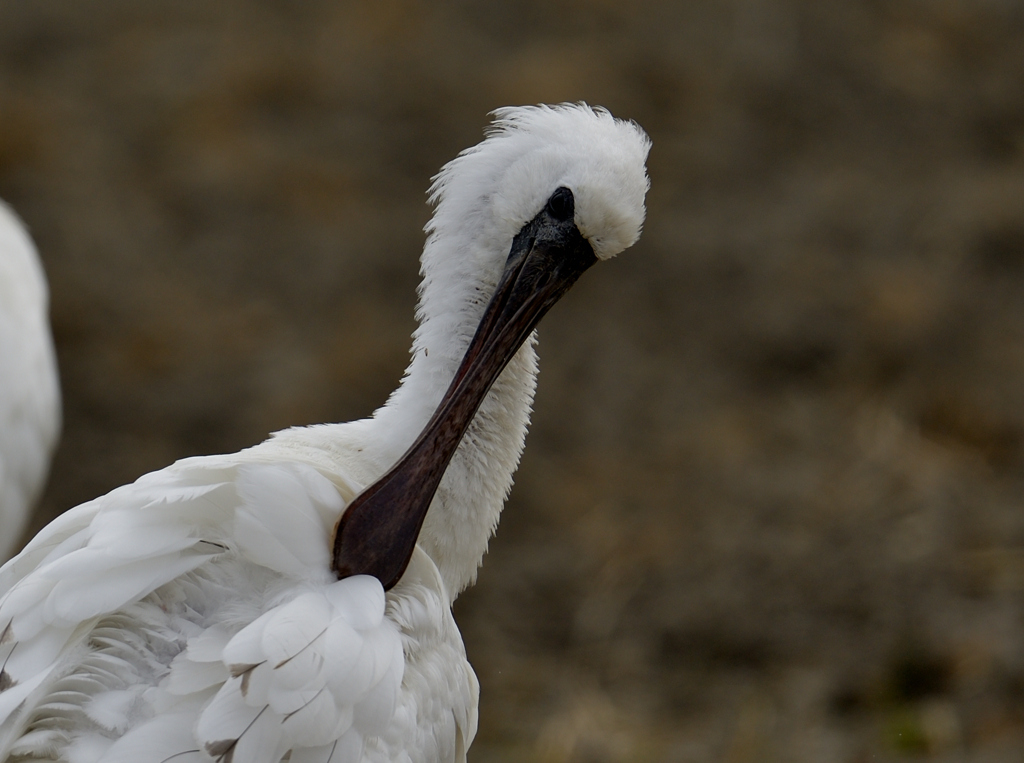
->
left=546, top=187, right=574, bottom=221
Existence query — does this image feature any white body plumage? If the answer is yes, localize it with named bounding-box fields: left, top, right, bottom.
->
left=0, top=104, right=650, bottom=763
left=0, top=202, right=60, bottom=563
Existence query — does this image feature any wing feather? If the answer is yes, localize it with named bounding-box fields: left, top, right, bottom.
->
left=0, top=449, right=463, bottom=762
left=196, top=682, right=284, bottom=763
left=193, top=575, right=403, bottom=760
left=233, top=464, right=338, bottom=577
left=99, top=704, right=207, bottom=763
left=43, top=546, right=222, bottom=627
left=287, top=733, right=363, bottom=763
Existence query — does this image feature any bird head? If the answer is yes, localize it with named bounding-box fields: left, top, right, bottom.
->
left=425, top=104, right=650, bottom=278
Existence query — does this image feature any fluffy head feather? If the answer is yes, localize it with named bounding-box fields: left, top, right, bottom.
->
left=427, top=102, right=651, bottom=262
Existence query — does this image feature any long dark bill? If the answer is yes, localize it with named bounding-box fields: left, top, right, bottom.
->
left=332, top=197, right=597, bottom=590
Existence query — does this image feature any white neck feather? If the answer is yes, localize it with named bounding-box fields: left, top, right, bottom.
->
left=369, top=213, right=538, bottom=598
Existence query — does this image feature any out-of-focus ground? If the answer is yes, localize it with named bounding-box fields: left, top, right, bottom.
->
left=3, top=1, right=1024, bottom=760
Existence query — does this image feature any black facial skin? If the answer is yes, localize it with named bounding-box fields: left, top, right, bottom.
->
left=332, top=187, right=597, bottom=590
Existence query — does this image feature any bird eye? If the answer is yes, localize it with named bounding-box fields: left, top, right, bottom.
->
left=546, top=187, right=574, bottom=221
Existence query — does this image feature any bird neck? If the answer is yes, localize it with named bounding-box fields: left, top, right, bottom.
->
left=369, top=252, right=539, bottom=599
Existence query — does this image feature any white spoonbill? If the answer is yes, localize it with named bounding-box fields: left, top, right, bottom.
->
left=0, top=103, right=650, bottom=763
left=0, top=201, right=60, bottom=563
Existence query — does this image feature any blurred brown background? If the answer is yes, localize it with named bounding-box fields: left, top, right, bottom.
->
left=3, top=1, right=1024, bottom=761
